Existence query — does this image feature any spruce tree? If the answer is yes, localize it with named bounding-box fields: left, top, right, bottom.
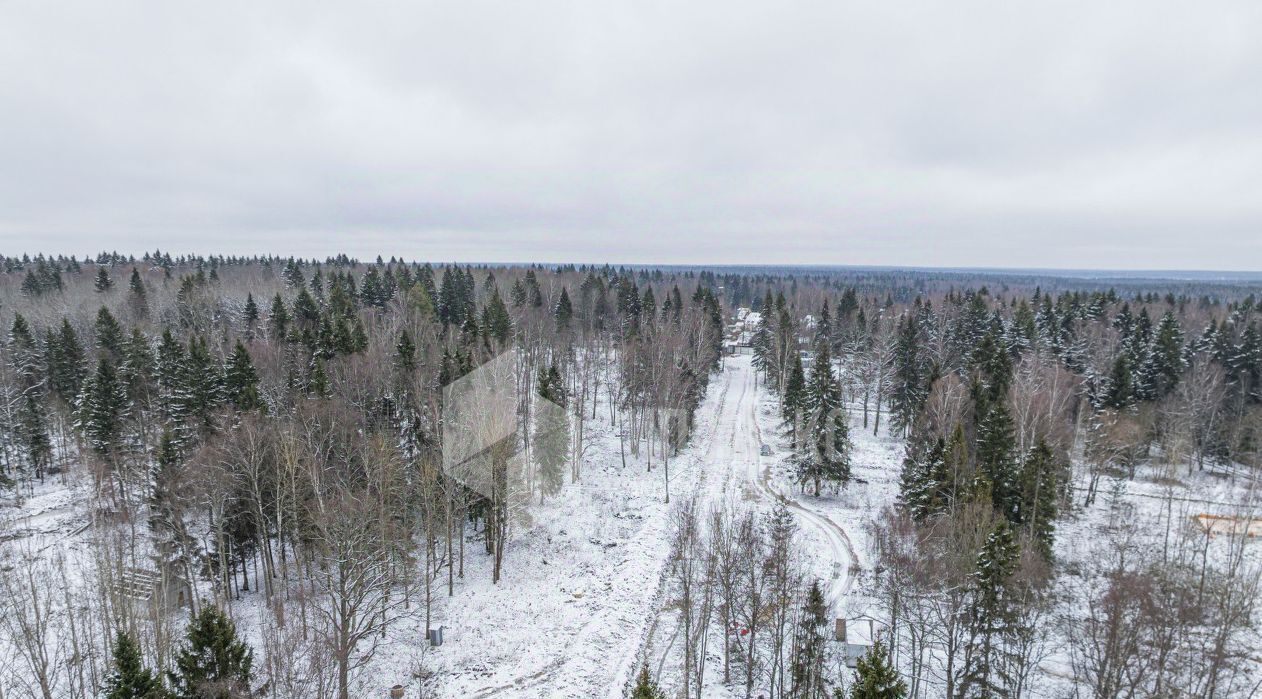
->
left=291, top=288, right=320, bottom=334
left=554, top=287, right=574, bottom=332
left=48, top=318, right=86, bottom=403
left=525, top=269, right=544, bottom=307
left=849, top=640, right=908, bottom=699
left=267, top=294, right=289, bottom=341
left=629, top=665, right=665, bottom=699
left=789, top=580, right=830, bottom=699
left=95, top=266, right=114, bottom=292
left=533, top=364, right=569, bottom=497
left=890, top=314, right=925, bottom=436
left=752, top=317, right=774, bottom=381
left=17, top=393, right=53, bottom=480
left=96, top=306, right=125, bottom=359
left=79, top=357, right=127, bottom=457
left=224, top=342, right=263, bottom=413
left=242, top=293, right=259, bottom=330
left=9, top=314, right=52, bottom=478
left=103, top=630, right=164, bottom=699
left=183, top=337, right=223, bottom=431
left=782, top=352, right=806, bottom=440
left=9, top=313, right=41, bottom=389
left=156, top=329, right=187, bottom=425
left=395, top=330, right=417, bottom=374
left=1102, top=353, right=1134, bottom=409
left=169, top=606, right=253, bottom=699
left=1018, top=439, right=1059, bottom=560
left=482, top=290, right=512, bottom=345
left=961, top=520, right=1019, bottom=698
left=129, top=267, right=146, bottom=298
left=1149, top=311, right=1185, bottom=397
left=975, top=398, right=1019, bottom=523
left=899, top=435, right=949, bottom=521
left=796, top=341, right=851, bottom=495
left=308, top=358, right=330, bottom=398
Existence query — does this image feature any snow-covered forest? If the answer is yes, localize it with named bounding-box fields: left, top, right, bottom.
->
left=1, top=253, right=1260, bottom=698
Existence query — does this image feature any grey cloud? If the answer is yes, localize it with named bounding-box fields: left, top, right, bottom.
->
left=1, top=0, right=1260, bottom=269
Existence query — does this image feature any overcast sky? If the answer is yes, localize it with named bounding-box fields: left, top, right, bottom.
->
left=1, top=1, right=1260, bottom=269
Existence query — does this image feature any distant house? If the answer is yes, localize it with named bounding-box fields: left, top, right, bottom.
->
left=836, top=617, right=879, bottom=669
left=113, top=567, right=192, bottom=612
left=1194, top=513, right=1262, bottom=538
left=725, top=307, right=761, bottom=354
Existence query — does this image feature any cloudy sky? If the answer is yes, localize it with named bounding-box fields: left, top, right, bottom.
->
left=1, top=1, right=1259, bottom=269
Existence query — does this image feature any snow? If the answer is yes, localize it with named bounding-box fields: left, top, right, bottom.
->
left=5, top=352, right=1259, bottom=697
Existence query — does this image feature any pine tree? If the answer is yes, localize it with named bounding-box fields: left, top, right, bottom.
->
left=103, top=630, right=164, bottom=699
left=629, top=665, right=665, bottom=699
left=849, top=639, right=908, bottom=699
left=169, top=606, right=253, bottom=699
left=789, top=580, right=830, bottom=699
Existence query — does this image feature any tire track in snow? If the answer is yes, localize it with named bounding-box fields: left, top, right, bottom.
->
left=467, top=368, right=737, bottom=698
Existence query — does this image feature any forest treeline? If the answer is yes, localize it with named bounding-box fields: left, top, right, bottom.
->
left=0, top=252, right=724, bottom=699
left=1, top=251, right=1260, bottom=698
left=746, top=277, right=1262, bottom=697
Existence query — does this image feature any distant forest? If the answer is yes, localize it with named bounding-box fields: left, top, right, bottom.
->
left=0, top=251, right=1259, bottom=698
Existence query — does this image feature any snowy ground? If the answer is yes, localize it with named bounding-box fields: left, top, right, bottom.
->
left=5, top=354, right=1259, bottom=698
left=0, top=355, right=878, bottom=699
left=425, top=354, right=870, bottom=699
left=754, top=376, right=1262, bottom=697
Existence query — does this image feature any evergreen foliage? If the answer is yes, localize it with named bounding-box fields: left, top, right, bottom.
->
left=169, top=606, right=253, bottom=699
left=849, top=640, right=908, bottom=699
left=103, top=630, right=165, bottom=699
